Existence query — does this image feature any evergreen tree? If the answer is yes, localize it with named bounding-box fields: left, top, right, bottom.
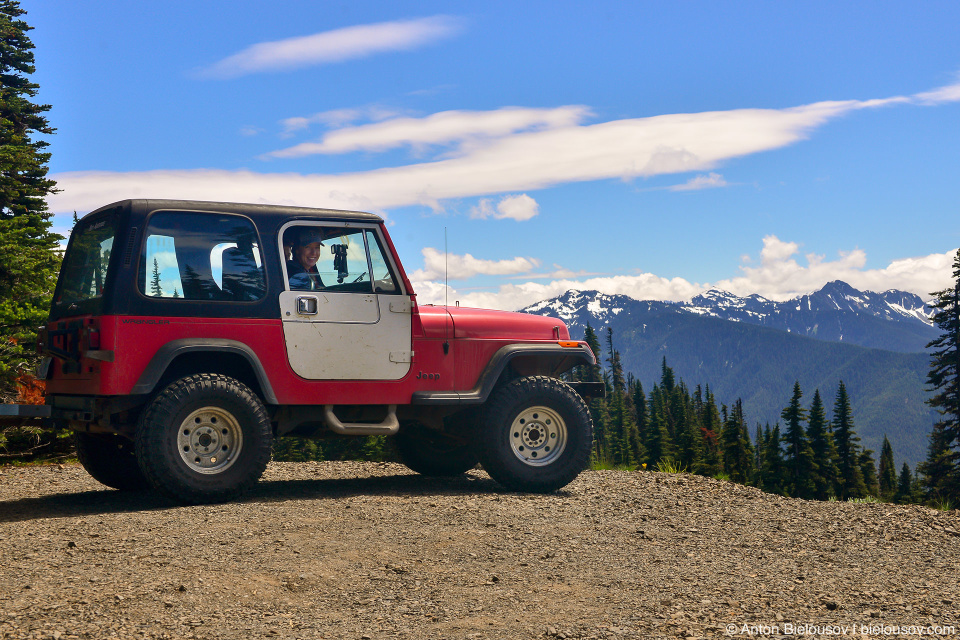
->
left=806, top=389, right=840, bottom=500
left=878, top=436, right=897, bottom=501
left=759, top=424, right=787, bottom=495
left=919, top=248, right=960, bottom=503
left=172, top=287, right=180, bottom=299
left=859, top=448, right=880, bottom=498
left=150, top=257, right=163, bottom=296
left=832, top=381, right=868, bottom=499
left=720, top=398, right=754, bottom=483
left=632, top=379, right=648, bottom=463
left=581, top=323, right=608, bottom=464
left=919, top=421, right=956, bottom=505
left=673, top=384, right=702, bottom=472
left=781, top=382, right=816, bottom=498
left=753, top=424, right=765, bottom=481
left=696, top=386, right=722, bottom=476
left=581, top=323, right=603, bottom=384
left=0, top=1, right=62, bottom=390
left=644, top=385, right=673, bottom=466
left=660, top=357, right=675, bottom=394
left=602, top=329, right=640, bottom=466
left=894, top=463, right=917, bottom=504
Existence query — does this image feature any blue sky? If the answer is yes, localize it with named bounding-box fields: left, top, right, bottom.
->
left=26, top=0, right=960, bottom=309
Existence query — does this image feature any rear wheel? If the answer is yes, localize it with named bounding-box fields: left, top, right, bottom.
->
left=476, top=376, right=592, bottom=492
left=395, top=423, right=478, bottom=476
left=75, top=432, right=149, bottom=491
left=135, top=374, right=272, bottom=504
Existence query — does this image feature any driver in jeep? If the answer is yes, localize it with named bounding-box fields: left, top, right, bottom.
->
left=287, top=227, right=326, bottom=291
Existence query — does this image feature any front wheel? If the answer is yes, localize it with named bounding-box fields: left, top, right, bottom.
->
left=135, top=374, right=273, bottom=504
left=475, top=376, right=592, bottom=492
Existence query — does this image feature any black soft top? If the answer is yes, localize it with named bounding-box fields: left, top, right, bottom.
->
left=86, top=199, right=383, bottom=224
left=52, top=199, right=387, bottom=321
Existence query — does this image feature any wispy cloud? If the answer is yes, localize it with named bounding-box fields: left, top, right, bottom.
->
left=266, top=106, right=592, bottom=158
left=50, top=78, right=960, bottom=217
left=913, top=73, right=960, bottom=105
left=408, top=238, right=958, bottom=310
left=668, top=172, right=729, bottom=191
left=199, top=16, right=463, bottom=79
left=279, top=106, right=404, bottom=137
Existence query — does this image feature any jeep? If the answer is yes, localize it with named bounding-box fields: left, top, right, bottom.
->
left=26, top=199, right=601, bottom=504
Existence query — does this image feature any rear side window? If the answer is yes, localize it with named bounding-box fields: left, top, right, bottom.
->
left=140, top=211, right=265, bottom=302
left=56, top=214, right=118, bottom=305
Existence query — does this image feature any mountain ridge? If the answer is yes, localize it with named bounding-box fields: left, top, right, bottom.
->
left=523, top=281, right=936, bottom=353
left=519, top=281, right=938, bottom=468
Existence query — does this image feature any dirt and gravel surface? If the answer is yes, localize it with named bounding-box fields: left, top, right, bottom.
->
left=1, top=461, right=959, bottom=640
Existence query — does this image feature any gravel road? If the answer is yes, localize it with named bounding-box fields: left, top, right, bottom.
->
left=1, top=461, right=958, bottom=640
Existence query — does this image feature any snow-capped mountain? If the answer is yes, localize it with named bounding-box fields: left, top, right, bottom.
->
left=685, top=281, right=933, bottom=327
left=522, top=281, right=937, bottom=353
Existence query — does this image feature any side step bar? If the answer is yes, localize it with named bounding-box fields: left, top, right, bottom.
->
left=323, top=404, right=399, bottom=436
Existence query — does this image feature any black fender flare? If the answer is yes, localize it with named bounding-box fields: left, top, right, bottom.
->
left=411, top=342, right=596, bottom=406
left=130, top=339, right=279, bottom=405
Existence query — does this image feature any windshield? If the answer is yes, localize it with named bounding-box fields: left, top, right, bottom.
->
left=55, top=214, right=118, bottom=305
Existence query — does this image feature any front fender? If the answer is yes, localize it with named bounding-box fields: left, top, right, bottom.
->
left=411, top=342, right=595, bottom=406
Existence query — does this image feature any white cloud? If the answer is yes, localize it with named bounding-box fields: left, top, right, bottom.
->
left=759, top=235, right=800, bottom=264
left=279, top=106, right=403, bottom=137
left=408, top=238, right=957, bottom=311
left=42, top=101, right=866, bottom=215
left=668, top=172, right=729, bottom=191
left=713, top=238, right=957, bottom=301
left=912, top=75, right=960, bottom=105
left=470, top=194, right=539, bottom=221
left=49, top=78, right=957, bottom=217
left=266, top=106, right=591, bottom=158
left=408, top=247, right=540, bottom=281
left=495, top=194, right=539, bottom=221
left=199, top=16, right=463, bottom=79
left=411, top=272, right=703, bottom=310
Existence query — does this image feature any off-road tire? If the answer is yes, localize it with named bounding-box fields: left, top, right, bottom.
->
left=75, top=432, right=150, bottom=491
left=135, top=374, right=272, bottom=504
left=395, top=424, right=479, bottom=477
left=476, top=376, right=592, bottom=493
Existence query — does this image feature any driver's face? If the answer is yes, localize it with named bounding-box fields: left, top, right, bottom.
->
left=295, top=242, right=323, bottom=269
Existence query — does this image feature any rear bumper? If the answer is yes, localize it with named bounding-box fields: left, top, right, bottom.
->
left=0, top=404, right=52, bottom=427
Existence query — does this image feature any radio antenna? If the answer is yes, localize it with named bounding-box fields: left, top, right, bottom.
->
left=444, top=227, right=450, bottom=355
left=445, top=227, right=448, bottom=309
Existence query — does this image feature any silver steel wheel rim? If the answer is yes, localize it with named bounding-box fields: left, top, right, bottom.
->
left=177, top=406, right=243, bottom=474
left=509, top=406, right=567, bottom=466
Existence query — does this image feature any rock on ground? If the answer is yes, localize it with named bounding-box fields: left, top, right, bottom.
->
left=0, top=461, right=958, bottom=639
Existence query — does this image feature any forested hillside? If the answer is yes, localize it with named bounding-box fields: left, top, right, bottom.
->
left=522, top=289, right=936, bottom=467
left=613, top=311, right=932, bottom=467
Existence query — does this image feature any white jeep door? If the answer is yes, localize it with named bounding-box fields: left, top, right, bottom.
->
left=279, top=223, right=411, bottom=380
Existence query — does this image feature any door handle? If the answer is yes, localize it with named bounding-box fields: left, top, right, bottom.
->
left=297, top=296, right=318, bottom=315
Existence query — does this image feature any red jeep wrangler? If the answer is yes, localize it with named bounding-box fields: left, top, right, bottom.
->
left=34, top=199, right=600, bottom=504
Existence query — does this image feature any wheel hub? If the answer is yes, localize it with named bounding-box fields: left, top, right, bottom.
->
left=177, top=406, right=243, bottom=474
left=509, top=406, right=567, bottom=466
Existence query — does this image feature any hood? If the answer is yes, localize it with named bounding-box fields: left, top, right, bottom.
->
left=417, top=305, right=570, bottom=341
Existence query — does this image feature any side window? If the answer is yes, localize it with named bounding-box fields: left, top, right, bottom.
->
left=140, top=211, right=265, bottom=302
left=284, top=226, right=372, bottom=293
left=366, top=230, right=399, bottom=294
left=56, top=214, right=117, bottom=304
